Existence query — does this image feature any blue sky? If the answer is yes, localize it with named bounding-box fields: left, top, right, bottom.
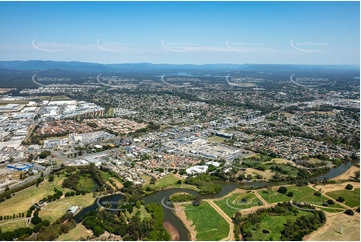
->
left=0, top=1, right=359, bottom=65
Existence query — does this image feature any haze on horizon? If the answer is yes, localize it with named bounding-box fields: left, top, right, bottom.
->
left=0, top=1, right=359, bottom=65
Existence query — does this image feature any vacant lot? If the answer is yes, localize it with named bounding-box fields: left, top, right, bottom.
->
left=326, top=188, right=360, bottom=208
left=182, top=201, right=229, bottom=241
left=214, top=192, right=262, bottom=218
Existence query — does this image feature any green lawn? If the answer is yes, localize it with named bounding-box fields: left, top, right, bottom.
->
left=77, top=176, right=94, bottom=191
left=143, top=174, right=196, bottom=191
left=258, top=186, right=344, bottom=213
left=182, top=201, right=229, bottom=241
left=258, top=189, right=293, bottom=204
left=99, top=170, right=112, bottom=181
left=249, top=210, right=313, bottom=241
left=214, top=192, right=263, bottom=218
left=326, top=188, right=360, bottom=208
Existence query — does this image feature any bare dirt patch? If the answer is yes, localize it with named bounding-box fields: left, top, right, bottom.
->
left=173, top=203, right=196, bottom=241
left=311, top=181, right=360, bottom=194
left=303, top=212, right=360, bottom=241
left=163, top=221, right=180, bottom=241
left=333, top=166, right=360, bottom=181
left=244, top=168, right=275, bottom=181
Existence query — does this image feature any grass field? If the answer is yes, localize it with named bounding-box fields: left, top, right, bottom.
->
left=182, top=201, right=229, bottom=241
left=0, top=219, right=28, bottom=232
left=315, top=206, right=344, bottom=213
left=258, top=189, right=293, bottom=204
left=38, top=193, right=95, bottom=223
left=259, top=186, right=344, bottom=211
left=214, top=192, right=263, bottom=218
left=50, top=95, right=71, bottom=101
left=326, top=188, right=360, bottom=208
left=77, top=176, right=94, bottom=191
left=249, top=210, right=313, bottom=241
left=143, top=174, right=197, bottom=191
left=56, top=223, right=91, bottom=241
left=99, top=170, right=111, bottom=181
left=208, top=136, right=225, bottom=143
left=0, top=175, right=69, bottom=216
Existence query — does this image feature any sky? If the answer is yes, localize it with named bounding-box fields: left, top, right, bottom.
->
left=0, top=1, right=359, bottom=65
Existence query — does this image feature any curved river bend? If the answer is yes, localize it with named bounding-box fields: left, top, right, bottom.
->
left=74, top=161, right=357, bottom=240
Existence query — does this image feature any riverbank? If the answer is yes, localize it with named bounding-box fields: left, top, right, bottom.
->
left=163, top=221, right=180, bottom=241
left=332, top=165, right=359, bottom=181
left=173, top=202, right=197, bottom=241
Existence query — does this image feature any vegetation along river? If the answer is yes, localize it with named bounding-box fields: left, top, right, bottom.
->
left=74, top=161, right=357, bottom=241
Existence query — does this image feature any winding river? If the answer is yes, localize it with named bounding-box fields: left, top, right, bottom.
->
left=74, top=161, right=358, bottom=240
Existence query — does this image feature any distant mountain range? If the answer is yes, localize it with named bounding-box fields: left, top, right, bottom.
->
left=0, top=60, right=359, bottom=73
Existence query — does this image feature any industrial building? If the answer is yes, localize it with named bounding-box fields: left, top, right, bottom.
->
left=6, top=162, right=34, bottom=171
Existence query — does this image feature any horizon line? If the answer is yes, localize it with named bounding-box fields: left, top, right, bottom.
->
left=0, top=60, right=360, bottom=66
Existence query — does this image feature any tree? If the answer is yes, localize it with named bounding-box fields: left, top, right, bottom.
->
left=345, top=209, right=354, bottom=216
left=337, top=197, right=345, bottom=203
left=287, top=192, right=294, bottom=197
left=192, top=197, right=202, bottom=206
left=327, top=199, right=335, bottom=205
left=27, top=153, right=34, bottom=163
left=48, top=175, right=55, bottom=182
left=278, top=186, right=287, bottom=194
left=177, top=180, right=182, bottom=184
left=31, top=216, right=42, bottom=225
left=314, top=191, right=321, bottom=196
left=345, top=184, right=353, bottom=190
left=150, top=176, right=156, bottom=185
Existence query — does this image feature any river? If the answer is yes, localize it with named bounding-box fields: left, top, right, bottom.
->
left=74, top=161, right=358, bottom=240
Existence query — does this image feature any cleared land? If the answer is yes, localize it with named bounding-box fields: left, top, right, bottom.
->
left=214, top=192, right=263, bottom=218
left=182, top=201, right=229, bottom=241
left=326, top=188, right=360, bottom=208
